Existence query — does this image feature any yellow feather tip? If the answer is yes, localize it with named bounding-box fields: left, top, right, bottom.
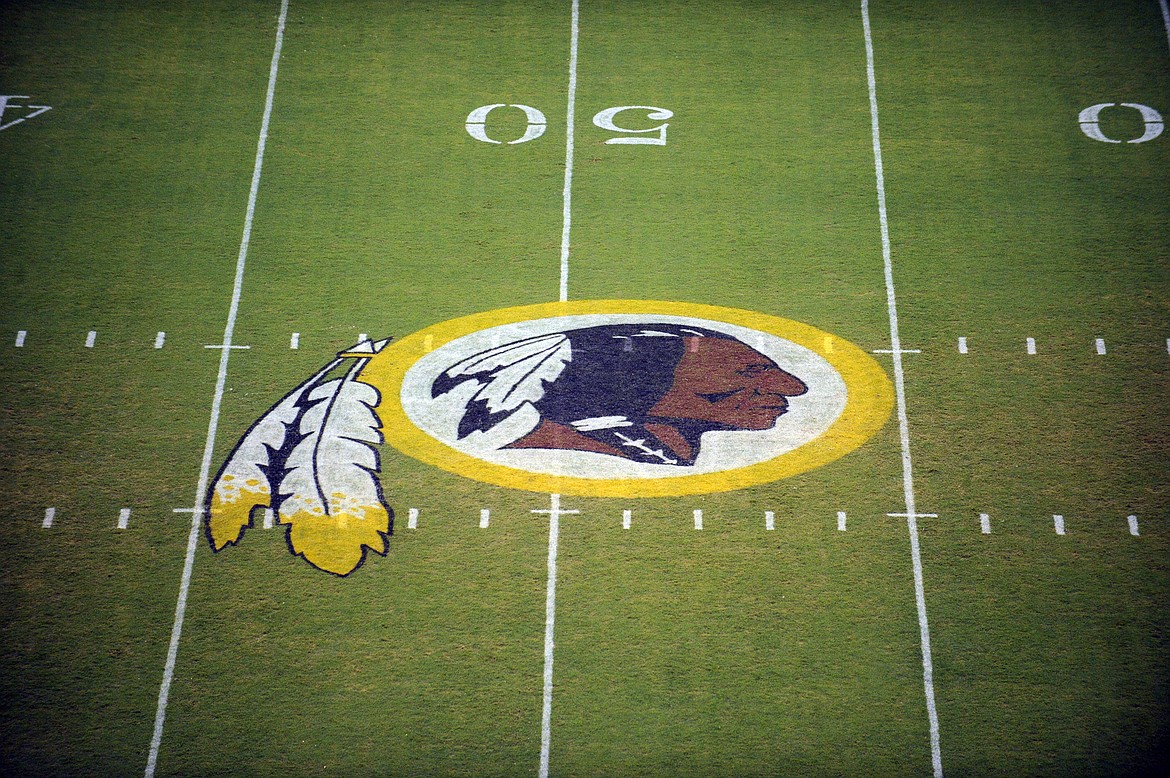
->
left=284, top=505, right=390, bottom=576
left=208, top=487, right=269, bottom=550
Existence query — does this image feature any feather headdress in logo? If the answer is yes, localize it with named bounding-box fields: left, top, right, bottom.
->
left=431, top=333, right=572, bottom=437
left=206, top=337, right=393, bottom=576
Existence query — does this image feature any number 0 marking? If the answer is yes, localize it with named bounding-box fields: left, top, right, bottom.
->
left=592, top=105, right=673, bottom=145
left=466, top=103, right=547, bottom=144
left=1079, top=102, right=1164, bottom=143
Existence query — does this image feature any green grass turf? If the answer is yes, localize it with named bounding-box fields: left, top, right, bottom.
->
left=1, top=0, right=1167, bottom=775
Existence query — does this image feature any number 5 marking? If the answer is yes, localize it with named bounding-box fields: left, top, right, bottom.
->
left=1078, top=102, right=1163, bottom=144
left=591, top=106, right=673, bottom=146
left=465, top=104, right=548, bottom=144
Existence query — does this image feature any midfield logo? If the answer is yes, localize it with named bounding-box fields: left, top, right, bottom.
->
left=206, top=301, right=893, bottom=575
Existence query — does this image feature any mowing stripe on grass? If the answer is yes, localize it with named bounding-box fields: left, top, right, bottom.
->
left=558, top=0, right=580, bottom=303
left=861, top=2, right=943, bottom=775
left=145, top=2, right=290, bottom=775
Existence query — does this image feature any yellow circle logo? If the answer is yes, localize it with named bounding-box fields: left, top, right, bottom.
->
left=361, top=300, right=893, bottom=497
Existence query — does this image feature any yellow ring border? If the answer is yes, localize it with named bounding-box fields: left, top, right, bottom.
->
left=362, top=300, right=894, bottom=497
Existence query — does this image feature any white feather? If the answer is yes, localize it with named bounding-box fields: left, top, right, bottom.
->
left=276, top=359, right=391, bottom=575
left=207, top=359, right=341, bottom=549
left=471, top=340, right=572, bottom=414
left=445, top=333, right=567, bottom=377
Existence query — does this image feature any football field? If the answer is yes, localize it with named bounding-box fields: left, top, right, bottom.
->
left=1, top=1, right=1168, bottom=775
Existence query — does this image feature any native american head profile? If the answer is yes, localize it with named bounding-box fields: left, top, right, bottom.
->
left=430, top=324, right=809, bottom=467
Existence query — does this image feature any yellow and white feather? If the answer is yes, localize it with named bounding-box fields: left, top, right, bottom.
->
left=206, top=358, right=342, bottom=551
left=277, top=358, right=392, bottom=575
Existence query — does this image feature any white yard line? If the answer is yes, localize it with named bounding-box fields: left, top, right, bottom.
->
left=1160, top=0, right=1170, bottom=55
left=539, top=502, right=560, bottom=778
left=558, top=0, right=580, bottom=302
left=531, top=494, right=577, bottom=778
left=145, top=2, right=290, bottom=775
left=860, top=3, right=943, bottom=776
left=538, top=6, right=581, bottom=774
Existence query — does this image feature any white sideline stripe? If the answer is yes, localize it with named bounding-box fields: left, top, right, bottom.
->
left=290, top=332, right=299, bottom=350
left=1128, top=514, right=1140, bottom=536
left=693, top=509, right=703, bottom=530
left=558, top=0, right=580, bottom=303
left=154, top=331, right=166, bottom=349
left=765, top=510, right=775, bottom=531
left=85, top=330, right=96, bottom=348
left=42, top=507, right=55, bottom=528
left=837, top=510, right=847, bottom=532
left=408, top=507, right=418, bottom=529
left=531, top=494, right=576, bottom=778
left=1053, top=514, right=1066, bottom=535
left=145, top=2, right=289, bottom=775
left=15, top=330, right=26, bottom=347
left=262, top=508, right=274, bottom=530
left=1026, top=337, right=1036, bottom=355
left=622, top=508, right=631, bottom=530
left=1095, top=338, right=1106, bottom=355
left=861, top=4, right=943, bottom=775
left=957, top=337, right=967, bottom=354
left=980, top=513, right=991, bottom=535
left=118, top=508, right=131, bottom=530
left=1161, top=0, right=1170, bottom=56
left=479, top=508, right=490, bottom=528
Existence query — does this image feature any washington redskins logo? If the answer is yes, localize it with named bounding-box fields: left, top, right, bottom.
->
left=206, top=301, right=893, bottom=575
